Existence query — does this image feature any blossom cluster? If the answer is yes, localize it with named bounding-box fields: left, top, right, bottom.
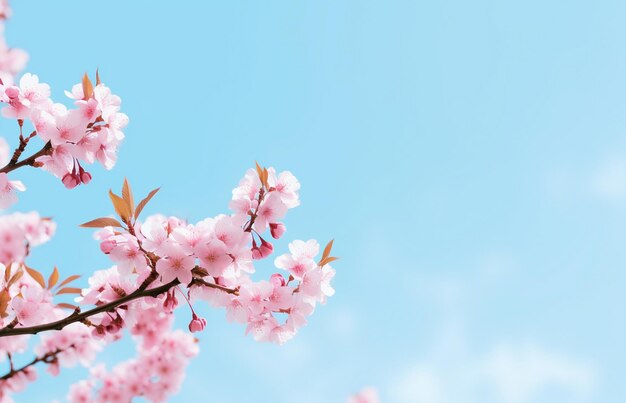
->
left=0, top=1, right=337, bottom=401
left=0, top=72, right=128, bottom=198
left=88, top=166, right=336, bottom=344
left=0, top=211, right=55, bottom=262
left=67, top=330, right=198, bottom=403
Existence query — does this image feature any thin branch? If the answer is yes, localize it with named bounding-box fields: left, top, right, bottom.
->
left=0, top=141, right=53, bottom=175
left=0, top=271, right=239, bottom=338
left=0, top=345, right=72, bottom=381
left=0, top=279, right=178, bottom=338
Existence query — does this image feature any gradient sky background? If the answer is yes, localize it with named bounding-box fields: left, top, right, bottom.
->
left=2, top=0, right=625, bottom=402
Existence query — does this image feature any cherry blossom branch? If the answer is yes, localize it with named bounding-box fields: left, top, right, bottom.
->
left=0, top=345, right=72, bottom=381
left=0, top=140, right=52, bottom=174
left=0, top=271, right=239, bottom=338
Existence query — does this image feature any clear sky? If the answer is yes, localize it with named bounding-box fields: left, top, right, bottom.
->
left=3, top=0, right=625, bottom=402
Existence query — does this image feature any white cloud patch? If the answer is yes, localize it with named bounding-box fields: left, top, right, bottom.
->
left=481, top=342, right=597, bottom=403
left=388, top=343, right=597, bottom=403
left=590, top=157, right=626, bottom=201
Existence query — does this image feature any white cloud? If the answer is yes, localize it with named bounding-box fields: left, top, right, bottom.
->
left=388, top=343, right=596, bottom=403
left=390, top=366, right=446, bottom=403
left=591, top=157, right=626, bottom=201
left=481, top=342, right=597, bottom=403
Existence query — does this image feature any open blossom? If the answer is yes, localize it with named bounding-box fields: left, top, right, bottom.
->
left=274, top=239, right=319, bottom=280
left=155, top=243, right=195, bottom=284
left=0, top=172, right=25, bottom=209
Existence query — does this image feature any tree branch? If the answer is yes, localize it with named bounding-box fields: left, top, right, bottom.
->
left=0, top=273, right=239, bottom=338
left=0, top=141, right=53, bottom=175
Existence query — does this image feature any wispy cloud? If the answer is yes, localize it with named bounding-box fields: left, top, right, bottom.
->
left=590, top=157, right=626, bottom=201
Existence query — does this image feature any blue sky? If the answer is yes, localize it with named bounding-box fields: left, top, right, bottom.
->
left=3, top=0, right=625, bottom=401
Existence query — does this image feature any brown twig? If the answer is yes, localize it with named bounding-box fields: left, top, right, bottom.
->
left=0, top=141, right=53, bottom=175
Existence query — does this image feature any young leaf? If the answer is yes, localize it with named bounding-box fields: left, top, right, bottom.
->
left=3, top=264, right=9, bottom=283
left=318, top=256, right=339, bottom=267
left=57, top=274, right=81, bottom=289
left=122, top=178, right=135, bottom=215
left=262, top=167, right=269, bottom=189
left=95, top=68, right=101, bottom=85
left=0, top=289, right=10, bottom=318
left=25, top=266, right=46, bottom=289
left=134, top=187, right=160, bottom=219
left=82, top=73, right=94, bottom=99
left=7, top=269, right=23, bottom=288
left=56, top=287, right=82, bottom=296
left=322, top=239, right=334, bottom=261
left=255, top=161, right=264, bottom=181
left=47, top=266, right=59, bottom=289
left=79, top=217, right=123, bottom=228
left=109, top=190, right=131, bottom=222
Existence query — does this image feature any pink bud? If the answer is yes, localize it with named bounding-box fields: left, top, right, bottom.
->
left=259, top=238, right=274, bottom=258
left=188, top=314, right=207, bottom=333
left=163, top=291, right=178, bottom=313
left=270, top=273, right=286, bottom=287
left=269, top=223, right=286, bottom=239
left=251, top=238, right=262, bottom=260
left=252, top=248, right=263, bottom=260
left=61, top=173, right=79, bottom=189
left=5, top=86, right=19, bottom=99
left=79, top=167, right=92, bottom=184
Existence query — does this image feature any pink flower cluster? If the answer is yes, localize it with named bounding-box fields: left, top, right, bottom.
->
left=1, top=73, right=128, bottom=186
left=0, top=211, right=55, bottom=263
left=67, top=330, right=198, bottom=403
left=88, top=167, right=336, bottom=344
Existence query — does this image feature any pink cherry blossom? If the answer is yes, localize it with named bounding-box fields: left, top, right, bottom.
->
left=155, top=244, right=195, bottom=284
left=0, top=172, right=25, bottom=209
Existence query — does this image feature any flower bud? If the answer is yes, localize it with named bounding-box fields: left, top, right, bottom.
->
left=259, top=238, right=274, bottom=258
left=269, top=223, right=286, bottom=239
left=163, top=290, right=178, bottom=313
left=61, top=173, right=79, bottom=189
left=188, top=313, right=207, bottom=333
left=79, top=167, right=92, bottom=184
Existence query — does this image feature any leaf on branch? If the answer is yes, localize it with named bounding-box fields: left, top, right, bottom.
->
left=122, top=178, right=135, bottom=216
left=109, top=190, right=131, bottom=222
left=57, top=274, right=81, bottom=289
left=82, top=73, right=94, bottom=100
left=57, top=303, right=78, bottom=310
left=134, top=187, right=160, bottom=219
left=322, top=239, right=334, bottom=261
left=255, top=161, right=270, bottom=189
left=95, top=68, right=101, bottom=85
left=7, top=269, right=23, bottom=288
left=0, top=289, right=10, bottom=318
left=3, top=264, right=9, bottom=283
left=47, top=266, right=59, bottom=289
left=79, top=217, right=124, bottom=228
left=56, top=287, right=82, bottom=296
left=255, top=161, right=264, bottom=180
left=25, top=266, right=46, bottom=288
left=263, top=168, right=270, bottom=189
left=318, top=256, right=339, bottom=267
